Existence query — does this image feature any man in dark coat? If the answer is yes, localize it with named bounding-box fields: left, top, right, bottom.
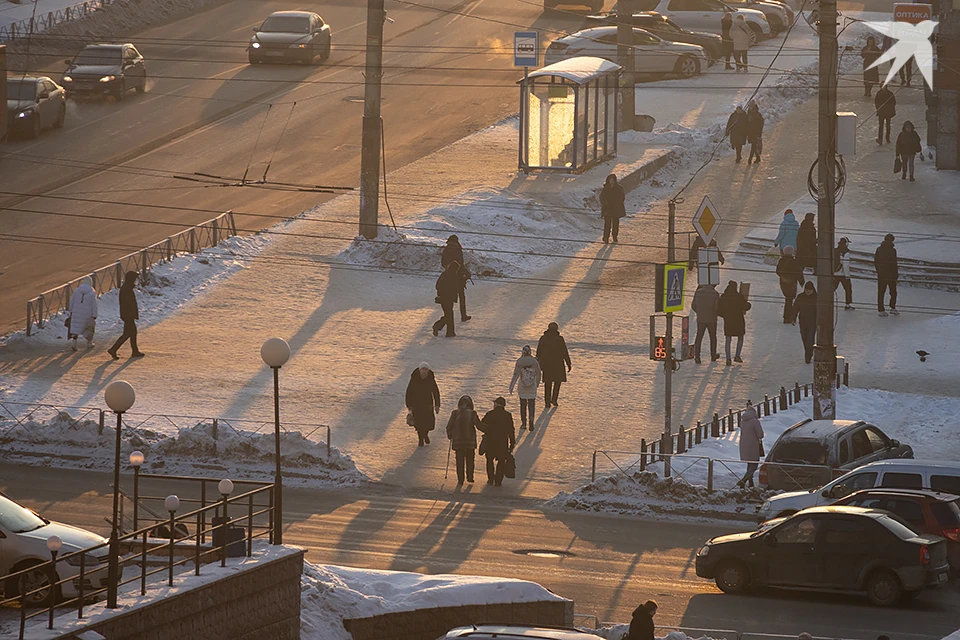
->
left=795, top=282, right=818, bottom=364
left=874, top=233, right=899, bottom=316
left=479, top=397, right=516, bottom=486
left=861, top=36, right=881, bottom=97
left=626, top=600, right=657, bottom=640
left=108, top=271, right=144, bottom=360
left=536, top=322, right=571, bottom=408
left=717, top=281, right=750, bottom=365
left=405, top=362, right=440, bottom=447
left=720, top=10, right=734, bottom=70
left=432, top=262, right=461, bottom=337
left=441, top=235, right=471, bottom=321
left=795, top=212, right=817, bottom=272
left=896, top=120, right=922, bottom=181
left=776, top=246, right=805, bottom=324
left=446, top=395, right=482, bottom=485
left=726, top=106, right=748, bottom=163
left=691, top=284, right=720, bottom=364
left=688, top=237, right=725, bottom=270
left=746, top=101, right=764, bottom=164
left=599, top=174, right=626, bottom=244
left=874, top=85, right=896, bottom=144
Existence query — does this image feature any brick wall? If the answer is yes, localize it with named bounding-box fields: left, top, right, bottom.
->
left=343, top=598, right=574, bottom=640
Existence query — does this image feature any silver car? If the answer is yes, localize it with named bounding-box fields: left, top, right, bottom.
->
left=545, top=26, right=708, bottom=78
left=1, top=493, right=109, bottom=606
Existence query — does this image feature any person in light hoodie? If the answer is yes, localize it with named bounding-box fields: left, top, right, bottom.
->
left=509, top=345, right=542, bottom=431
left=67, top=276, right=98, bottom=352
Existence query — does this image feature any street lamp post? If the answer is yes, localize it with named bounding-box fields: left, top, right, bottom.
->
left=129, top=451, right=144, bottom=532
left=104, top=380, right=135, bottom=609
left=46, top=535, right=61, bottom=630
left=218, top=479, right=233, bottom=566
left=164, top=495, right=179, bottom=587
left=260, top=338, right=290, bottom=545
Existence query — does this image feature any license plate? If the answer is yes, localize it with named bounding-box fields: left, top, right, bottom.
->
left=266, top=51, right=284, bottom=57
left=938, top=572, right=948, bottom=583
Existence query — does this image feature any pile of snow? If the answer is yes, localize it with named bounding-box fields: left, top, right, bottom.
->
left=337, top=188, right=594, bottom=278
left=0, top=411, right=365, bottom=487
left=300, top=563, right=568, bottom=640
left=544, top=470, right=772, bottom=520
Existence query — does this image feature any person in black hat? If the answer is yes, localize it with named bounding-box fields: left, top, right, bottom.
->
left=536, top=322, right=571, bottom=407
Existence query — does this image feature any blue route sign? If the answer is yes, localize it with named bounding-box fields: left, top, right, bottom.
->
left=514, top=31, right=539, bottom=67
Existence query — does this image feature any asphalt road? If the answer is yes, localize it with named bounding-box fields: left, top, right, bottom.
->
left=0, top=0, right=595, bottom=333
left=3, top=463, right=957, bottom=639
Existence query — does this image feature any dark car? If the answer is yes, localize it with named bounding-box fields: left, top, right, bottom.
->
left=587, top=11, right=723, bottom=63
left=248, top=11, right=332, bottom=65
left=6, top=76, right=66, bottom=139
left=696, top=506, right=950, bottom=606
left=759, top=419, right=913, bottom=490
left=836, top=489, right=960, bottom=573
left=62, top=43, right=146, bottom=101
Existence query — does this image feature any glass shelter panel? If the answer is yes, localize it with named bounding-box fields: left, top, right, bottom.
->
left=526, top=82, right=577, bottom=169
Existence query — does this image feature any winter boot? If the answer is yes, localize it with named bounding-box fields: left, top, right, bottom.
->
left=70, top=339, right=78, bottom=353
left=695, top=357, right=702, bottom=364
left=844, top=304, right=855, bottom=310
left=424, top=434, right=430, bottom=444
left=879, top=311, right=889, bottom=317
left=734, top=356, right=743, bottom=363
left=726, top=358, right=732, bottom=366
left=890, top=309, right=900, bottom=316
left=711, top=353, right=720, bottom=362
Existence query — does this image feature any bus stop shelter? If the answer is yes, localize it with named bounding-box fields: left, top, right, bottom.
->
left=518, top=56, right=620, bottom=173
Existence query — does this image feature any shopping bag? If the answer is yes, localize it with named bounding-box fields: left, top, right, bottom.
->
left=503, top=453, right=516, bottom=479
left=893, top=155, right=902, bottom=174
left=406, top=411, right=416, bottom=427
left=478, top=435, right=487, bottom=456
left=762, top=245, right=779, bottom=266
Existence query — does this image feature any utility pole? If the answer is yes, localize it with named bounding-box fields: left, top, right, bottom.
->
left=617, top=0, right=636, bottom=131
left=664, top=199, right=677, bottom=475
left=813, top=0, right=838, bottom=419
left=359, top=0, right=386, bottom=239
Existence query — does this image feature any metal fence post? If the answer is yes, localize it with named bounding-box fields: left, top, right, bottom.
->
left=98, top=410, right=105, bottom=436
left=764, top=394, right=770, bottom=416
left=711, top=413, right=720, bottom=438
left=212, top=418, right=218, bottom=456
left=639, top=439, right=647, bottom=471
left=804, top=384, right=810, bottom=398
left=707, top=458, right=714, bottom=492
left=695, top=420, right=702, bottom=444
left=728, top=408, right=734, bottom=431
left=327, top=425, right=331, bottom=458
left=591, top=451, right=597, bottom=481
left=794, top=382, right=801, bottom=403
left=780, top=386, right=787, bottom=410
left=844, top=361, right=849, bottom=386
left=195, top=512, right=202, bottom=577
left=26, top=301, right=33, bottom=336
left=677, top=425, right=686, bottom=454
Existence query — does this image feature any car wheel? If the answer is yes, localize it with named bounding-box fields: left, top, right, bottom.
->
left=675, top=55, right=700, bottom=78
left=865, top=569, right=902, bottom=606
left=114, top=79, right=126, bottom=102
left=30, top=114, right=41, bottom=139
left=768, top=16, right=784, bottom=33
left=136, top=75, right=146, bottom=94
left=714, top=560, right=750, bottom=593
left=748, top=23, right=762, bottom=46
left=248, top=53, right=261, bottom=65
left=15, top=563, right=60, bottom=607
left=54, top=104, right=66, bottom=129
left=321, top=39, right=331, bottom=62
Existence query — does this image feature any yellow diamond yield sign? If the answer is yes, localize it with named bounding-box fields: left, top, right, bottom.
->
left=692, top=196, right=722, bottom=245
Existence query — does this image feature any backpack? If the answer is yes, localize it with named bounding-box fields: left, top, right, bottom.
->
left=520, top=365, right=537, bottom=387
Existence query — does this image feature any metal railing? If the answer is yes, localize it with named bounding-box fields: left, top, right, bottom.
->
left=0, top=0, right=113, bottom=43
left=25, top=211, right=237, bottom=336
left=3, top=475, right=276, bottom=639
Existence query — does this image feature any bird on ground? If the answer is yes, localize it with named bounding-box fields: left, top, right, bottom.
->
left=917, top=350, right=930, bottom=362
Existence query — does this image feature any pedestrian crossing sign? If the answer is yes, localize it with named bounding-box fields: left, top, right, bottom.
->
left=655, top=263, right=687, bottom=313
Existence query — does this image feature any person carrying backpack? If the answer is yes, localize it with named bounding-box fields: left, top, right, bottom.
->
left=509, top=345, right=542, bottom=431
left=833, top=237, right=854, bottom=310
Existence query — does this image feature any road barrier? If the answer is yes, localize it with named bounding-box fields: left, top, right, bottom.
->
left=25, top=211, right=236, bottom=336
left=0, top=0, right=114, bottom=43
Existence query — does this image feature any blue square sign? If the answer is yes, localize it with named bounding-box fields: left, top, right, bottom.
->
left=514, top=31, right=538, bottom=67
left=664, top=264, right=686, bottom=312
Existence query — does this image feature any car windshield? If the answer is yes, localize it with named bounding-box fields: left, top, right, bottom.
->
left=73, top=49, right=121, bottom=66
left=7, top=80, right=36, bottom=101
left=770, top=440, right=828, bottom=465
left=260, top=16, right=310, bottom=33
left=0, top=495, right=46, bottom=533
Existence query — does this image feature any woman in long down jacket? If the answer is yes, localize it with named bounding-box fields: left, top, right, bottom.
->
left=726, top=106, right=748, bottom=163
left=795, top=212, right=817, bottom=272
left=536, top=322, right=571, bottom=408
left=509, top=345, right=542, bottom=431
left=405, top=362, right=440, bottom=447
left=446, top=395, right=483, bottom=485
left=717, top=280, right=751, bottom=366
left=67, top=276, right=98, bottom=352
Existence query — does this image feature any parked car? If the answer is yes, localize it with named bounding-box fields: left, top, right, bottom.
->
left=696, top=506, right=951, bottom=606
left=0, top=493, right=109, bottom=607
left=544, top=26, right=708, bottom=78
left=62, top=43, right=146, bottom=101
left=722, top=0, right=792, bottom=32
left=248, top=11, right=332, bottom=65
left=612, top=0, right=771, bottom=44
left=759, top=419, right=913, bottom=490
left=441, top=625, right=600, bottom=639
left=835, top=489, right=960, bottom=573
left=757, top=460, right=960, bottom=522
left=6, top=76, right=66, bottom=139
left=587, top=11, right=724, bottom=63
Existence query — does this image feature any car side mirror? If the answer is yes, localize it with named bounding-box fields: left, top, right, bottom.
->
left=252, top=26, right=259, bottom=32
left=890, top=439, right=901, bottom=448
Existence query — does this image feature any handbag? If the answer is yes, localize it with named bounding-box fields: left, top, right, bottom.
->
left=893, top=155, right=902, bottom=174
left=758, top=441, right=765, bottom=457
left=762, top=245, right=779, bottom=266
left=503, top=453, right=516, bottom=479
left=478, top=435, right=487, bottom=456
left=406, top=411, right=415, bottom=427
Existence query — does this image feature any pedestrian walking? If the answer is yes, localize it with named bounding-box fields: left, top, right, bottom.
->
left=875, top=233, right=899, bottom=317
left=107, top=271, right=144, bottom=360
left=432, top=261, right=461, bottom=337
left=746, top=101, right=763, bottom=163
left=833, top=236, right=854, bottom=310
left=896, top=120, right=922, bottom=181
left=508, top=345, right=541, bottom=431
left=731, top=15, right=751, bottom=72
left=721, top=9, right=734, bottom=70
left=625, top=600, right=657, bottom=640
left=479, top=397, right=516, bottom=486
left=536, top=322, right=571, bottom=408
left=692, top=283, right=720, bottom=364
left=774, top=209, right=799, bottom=254
left=861, top=36, right=881, bottom=97
left=717, top=280, right=751, bottom=366
left=599, top=173, right=626, bottom=243
left=441, top=235, right=472, bottom=322
left=688, top=237, right=725, bottom=271
left=726, top=105, right=748, bottom=163
left=736, top=401, right=764, bottom=488
left=405, top=362, right=441, bottom=447
left=446, top=395, right=482, bottom=485
left=67, top=276, right=98, bottom=352
left=776, top=246, right=805, bottom=324
left=874, top=85, right=896, bottom=144
left=795, top=212, right=817, bottom=272
left=899, top=57, right=914, bottom=87
left=795, top=281, right=818, bottom=363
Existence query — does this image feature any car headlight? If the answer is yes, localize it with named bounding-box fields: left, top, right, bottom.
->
left=251, top=42, right=261, bottom=49
left=66, top=552, right=108, bottom=567
left=62, top=76, right=73, bottom=82
left=698, top=545, right=711, bottom=557
left=17, top=109, right=33, bottom=118
left=99, top=75, right=116, bottom=83
left=297, top=43, right=306, bottom=48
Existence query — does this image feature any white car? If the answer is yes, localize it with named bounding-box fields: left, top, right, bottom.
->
left=544, top=26, right=708, bottom=78
left=614, top=0, right=771, bottom=44
left=1, top=493, right=109, bottom=606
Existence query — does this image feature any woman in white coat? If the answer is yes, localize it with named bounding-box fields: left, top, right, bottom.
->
left=731, top=15, right=752, bottom=72
left=508, top=345, right=542, bottom=431
left=68, top=276, right=98, bottom=351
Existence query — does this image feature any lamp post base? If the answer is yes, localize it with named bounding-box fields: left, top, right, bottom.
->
left=813, top=344, right=837, bottom=420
